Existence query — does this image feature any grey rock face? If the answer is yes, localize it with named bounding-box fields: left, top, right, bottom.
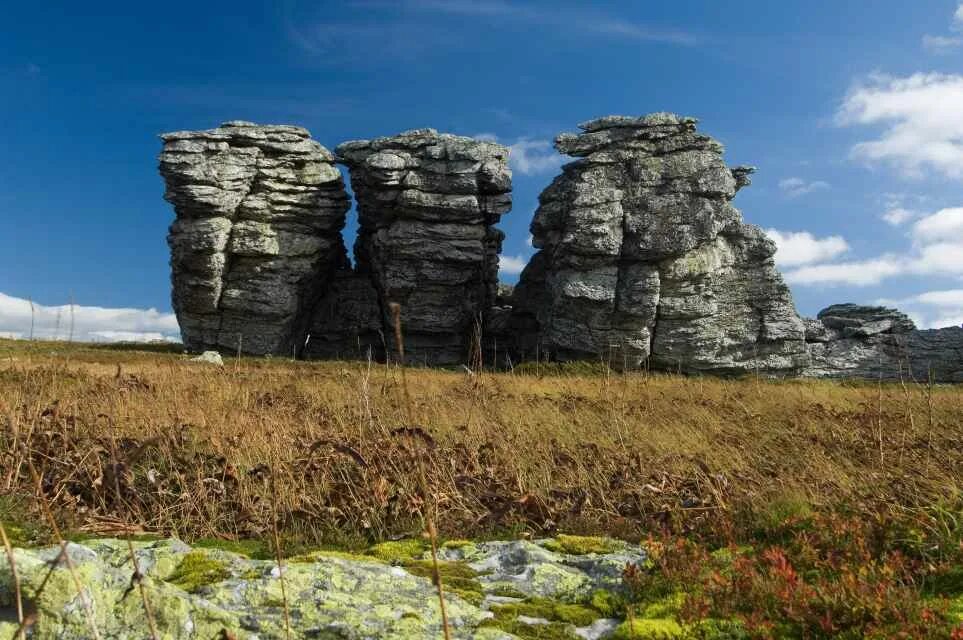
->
left=804, top=304, right=963, bottom=381
left=511, top=113, right=809, bottom=373
left=337, top=129, right=512, bottom=365
left=159, top=122, right=350, bottom=356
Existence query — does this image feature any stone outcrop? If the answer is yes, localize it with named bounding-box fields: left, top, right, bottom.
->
left=804, top=304, right=963, bottom=381
left=337, top=129, right=512, bottom=365
left=157, top=116, right=961, bottom=382
left=510, top=113, right=809, bottom=374
left=159, top=121, right=350, bottom=356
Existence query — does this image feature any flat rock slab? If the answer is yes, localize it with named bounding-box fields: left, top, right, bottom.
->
left=0, top=536, right=645, bottom=639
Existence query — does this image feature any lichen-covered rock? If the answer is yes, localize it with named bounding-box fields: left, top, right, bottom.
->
left=159, top=121, right=350, bottom=356
left=804, top=304, right=963, bottom=381
left=0, top=536, right=645, bottom=639
left=337, top=129, right=512, bottom=365
left=511, top=113, right=809, bottom=373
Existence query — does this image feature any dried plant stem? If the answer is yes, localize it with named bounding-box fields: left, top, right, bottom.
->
left=269, top=467, right=292, bottom=640
left=107, top=433, right=159, bottom=640
left=0, top=521, right=26, bottom=640
left=27, top=460, right=102, bottom=640
left=388, top=302, right=414, bottom=425
left=426, top=515, right=451, bottom=640
left=389, top=301, right=451, bottom=640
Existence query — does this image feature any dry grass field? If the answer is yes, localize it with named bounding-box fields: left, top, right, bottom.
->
left=1, top=338, right=961, bottom=636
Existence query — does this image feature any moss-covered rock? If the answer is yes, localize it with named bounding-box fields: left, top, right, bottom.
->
left=541, top=535, right=626, bottom=555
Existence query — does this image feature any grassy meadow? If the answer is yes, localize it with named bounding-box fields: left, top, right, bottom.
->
left=1, top=337, right=961, bottom=637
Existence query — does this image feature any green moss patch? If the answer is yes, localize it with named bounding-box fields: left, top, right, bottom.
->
left=491, top=597, right=602, bottom=626
left=402, top=558, right=486, bottom=606
left=165, top=551, right=230, bottom=593
left=366, top=538, right=429, bottom=562
left=193, top=537, right=274, bottom=560
left=542, top=534, right=624, bottom=555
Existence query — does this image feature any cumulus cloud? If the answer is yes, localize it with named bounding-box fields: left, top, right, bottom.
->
left=778, top=177, right=830, bottom=198
left=498, top=254, right=530, bottom=276
left=836, top=72, right=963, bottom=179
left=765, top=229, right=850, bottom=267
left=784, top=207, right=963, bottom=286
left=877, top=289, right=963, bottom=329
left=0, top=292, right=180, bottom=343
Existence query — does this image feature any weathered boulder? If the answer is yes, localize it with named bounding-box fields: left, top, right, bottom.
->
left=804, top=304, right=963, bottom=381
left=159, top=121, right=350, bottom=356
left=511, top=113, right=809, bottom=373
left=337, top=129, right=512, bottom=365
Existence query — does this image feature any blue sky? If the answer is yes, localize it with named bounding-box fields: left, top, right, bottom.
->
left=2, top=0, right=963, bottom=340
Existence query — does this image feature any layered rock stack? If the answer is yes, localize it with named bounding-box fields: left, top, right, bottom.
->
left=159, top=121, right=350, bottom=355
left=804, top=304, right=963, bottom=381
left=512, top=113, right=809, bottom=373
left=337, top=129, right=512, bottom=365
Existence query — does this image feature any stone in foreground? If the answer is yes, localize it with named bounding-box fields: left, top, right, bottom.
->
left=0, top=536, right=647, bottom=639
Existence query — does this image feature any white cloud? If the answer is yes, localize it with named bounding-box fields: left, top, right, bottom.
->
left=881, top=207, right=916, bottom=226
left=876, top=289, right=963, bottom=329
left=474, top=133, right=564, bottom=176
left=498, top=254, right=530, bottom=276
left=0, top=292, right=180, bottom=343
left=508, top=139, right=565, bottom=175
left=922, top=4, right=963, bottom=52
left=785, top=256, right=904, bottom=286
left=836, top=72, right=963, bottom=180
left=911, top=206, right=963, bottom=243
left=784, top=207, right=963, bottom=286
left=778, top=177, right=830, bottom=198
left=765, top=229, right=850, bottom=267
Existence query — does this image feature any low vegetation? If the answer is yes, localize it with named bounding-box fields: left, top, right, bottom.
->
left=1, top=337, right=961, bottom=637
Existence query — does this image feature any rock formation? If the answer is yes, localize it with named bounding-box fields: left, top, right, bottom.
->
left=159, top=121, right=350, bottom=356
left=157, top=116, right=961, bottom=382
left=804, top=304, right=963, bottom=382
left=511, top=113, right=809, bottom=374
left=336, top=129, right=512, bottom=365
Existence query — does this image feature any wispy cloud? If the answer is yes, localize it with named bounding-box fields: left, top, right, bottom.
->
left=881, top=207, right=917, bottom=226
left=836, top=72, right=963, bottom=180
left=346, top=0, right=698, bottom=46
left=0, top=292, right=180, bottom=343
left=778, top=177, right=830, bottom=198
left=922, top=3, right=963, bottom=52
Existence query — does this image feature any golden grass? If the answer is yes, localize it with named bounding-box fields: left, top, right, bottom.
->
left=0, top=338, right=961, bottom=548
